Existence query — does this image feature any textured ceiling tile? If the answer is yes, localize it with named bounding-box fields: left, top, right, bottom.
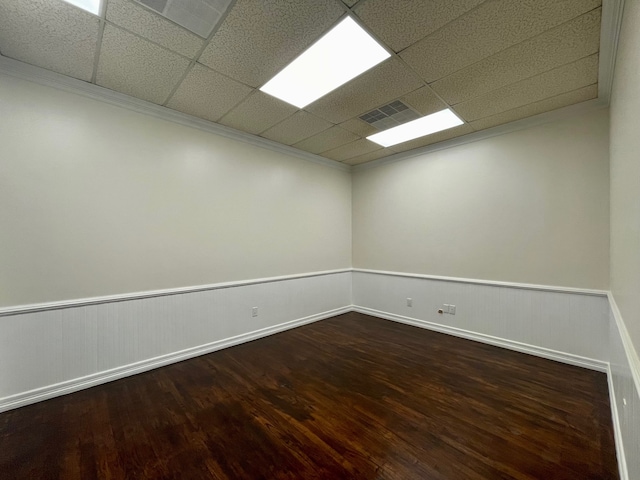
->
left=260, top=111, right=333, bottom=145
left=106, top=0, right=204, bottom=58
left=400, top=86, right=449, bottom=115
left=400, top=0, right=601, bottom=82
left=339, top=118, right=378, bottom=137
left=219, top=91, right=297, bottom=134
left=198, top=0, right=344, bottom=87
left=322, top=139, right=381, bottom=162
left=97, top=25, right=191, bottom=104
left=454, top=54, right=599, bottom=121
left=0, top=0, right=99, bottom=81
left=469, top=84, right=598, bottom=131
left=343, top=148, right=395, bottom=165
left=389, top=124, right=475, bottom=153
left=166, top=64, right=253, bottom=122
left=431, top=8, right=602, bottom=105
left=293, top=126, right=359, bottom=154
left=307, top=58, right=424, bottom=124
left=354, top=0, right=484, bottom=52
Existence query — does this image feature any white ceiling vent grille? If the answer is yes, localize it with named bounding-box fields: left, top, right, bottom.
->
left=135, top=0, right=233, bottom=38
left=360, top=100, right=420, bottom=131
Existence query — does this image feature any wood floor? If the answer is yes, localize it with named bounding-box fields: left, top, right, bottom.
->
left=0, top=312, right=618, bottom=479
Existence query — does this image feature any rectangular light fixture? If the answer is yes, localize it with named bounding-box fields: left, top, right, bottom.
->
left=62, top=0, right=102, bottom=15
left=260, top=16, right=390, bottom=109
left=367, top=109, right=464, bottom=147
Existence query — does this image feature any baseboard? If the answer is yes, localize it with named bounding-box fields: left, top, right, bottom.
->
left=353, top=306, right=608, bottom=372
left=607, top=363, right=629, bottom=480
left=0, top=306, right=350, bottom=413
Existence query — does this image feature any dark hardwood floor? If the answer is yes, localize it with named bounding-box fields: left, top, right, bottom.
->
left=0, top=312, right=618, bottom=479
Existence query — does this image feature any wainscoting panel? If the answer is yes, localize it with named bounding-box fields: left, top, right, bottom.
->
left=352, top=270, right=609, bottom=369
left=608, top=296, right=640, bottom=480
left=0, top=271, right=352, bottom=413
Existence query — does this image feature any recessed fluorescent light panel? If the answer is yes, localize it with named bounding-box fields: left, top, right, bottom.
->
left=367, top=109, right=464, bottom=147
left=260, top=16, right=391, bottom=109
left=62, top=0, right=101, bottom=15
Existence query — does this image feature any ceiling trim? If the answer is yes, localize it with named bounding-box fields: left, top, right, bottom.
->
left=354, top=98, right=608, bottom=171
left=598, top=0, right=625, bottom=104
left=0, top=55, right=351, bottom=172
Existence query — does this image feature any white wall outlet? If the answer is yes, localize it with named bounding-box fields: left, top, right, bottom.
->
left=444, top=304, right=450, bottom=313
left=407, top=298, right=412, bottom=307
left=252, top=307, right=258, bottom=317
left=449, top=305, right=456, bottom=315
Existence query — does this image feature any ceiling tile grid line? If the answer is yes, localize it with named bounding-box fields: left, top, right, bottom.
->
left=353, top=0, right=488, bottom=54
left=468, top=83, right=599, bottom=131
left=90, top=18, right=106, bottom=83
left=447, top=50, right=601, bottom=114
left=429, top=7, right=603, bottom=104
left=160, top=0, right=242, bottom=106
left=399, top=0, right=602, bottom=84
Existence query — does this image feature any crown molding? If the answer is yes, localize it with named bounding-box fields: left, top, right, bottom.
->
left=598, top=0, right=626, bottom=104
left=0, top=55, right=351, bottom=172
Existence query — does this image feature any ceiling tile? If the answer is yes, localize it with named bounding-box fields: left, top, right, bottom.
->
left=293, top=126, right=359, bottom=154
left=388, top=124, right=475, bottom=153
left=166, top=64, right=253, bottom=122
left=322, top=139, right=381, bottom=161
left=339, top=118, right=378, bottom=137
left=106, top=0, right=204, bottom=58
left=97, top=25, right=191, bottom=104
left=400, top=0, right=601, bottom=82
left=469, top=84, right=598, bottom=131
left=343, top=148, right=395, bottom=165
left=431, top=8, right=601, bottom=105
left=307, top=58, right=424, bottom=124
left=260, top=111, right=332, bottom=145
left=198, top=0, right=344, bottom=87
left=219, top=91, right=297, bottom=134
left=400, top=86, right=449, bottom=115
left=0, top=0, right=99, bottom=81
left=454, top=54, right=599, bottom=122
left=354, top=0, right=484, bottom=52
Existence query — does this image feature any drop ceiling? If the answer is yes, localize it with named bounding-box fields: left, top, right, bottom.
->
left=0, top=0, right=604, bottom=166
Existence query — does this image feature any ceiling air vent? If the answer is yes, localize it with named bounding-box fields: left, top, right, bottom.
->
left=134, top=0, right=233, bottom=38
left=360, top=100, right=420, bottom=131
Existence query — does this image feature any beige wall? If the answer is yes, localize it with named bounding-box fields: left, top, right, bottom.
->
left=0, top=75, right=352, bottom=307
left=610, top=0, right=640, bottom=351
left=353, top=109, right=610, bottom=289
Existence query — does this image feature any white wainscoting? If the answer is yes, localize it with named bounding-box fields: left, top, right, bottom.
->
left=608, top=294, right=640, bottom=480
left=0, top=270, right=352, bottom=413
left=352, top=269, right=610, bottom=371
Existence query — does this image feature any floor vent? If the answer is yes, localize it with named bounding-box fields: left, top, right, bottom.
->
left=359, top=100, right=420, bottom=131
left=134, top=0, right=233, bottom=38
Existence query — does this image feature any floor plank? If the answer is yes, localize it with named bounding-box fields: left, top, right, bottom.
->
left=0, top=312, right=618, bottom=479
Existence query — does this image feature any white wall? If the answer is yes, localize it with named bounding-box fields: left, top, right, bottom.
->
left=610, top=0, right=640, bottom=359
left=352, top=109, right=610, bottom=290
left=0, top=74, right=352, bottom=307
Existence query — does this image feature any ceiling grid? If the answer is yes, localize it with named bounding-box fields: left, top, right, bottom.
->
left=0, top=0, right=611, bottom=165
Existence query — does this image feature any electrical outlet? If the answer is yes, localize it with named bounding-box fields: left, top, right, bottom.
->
left=252, top=307, right=258, bottom=317
left=449, top=305, right=456, bottom=315
left=444, top=304, right=450, bottom=314
left=407, top=298, right=412, bottom=307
